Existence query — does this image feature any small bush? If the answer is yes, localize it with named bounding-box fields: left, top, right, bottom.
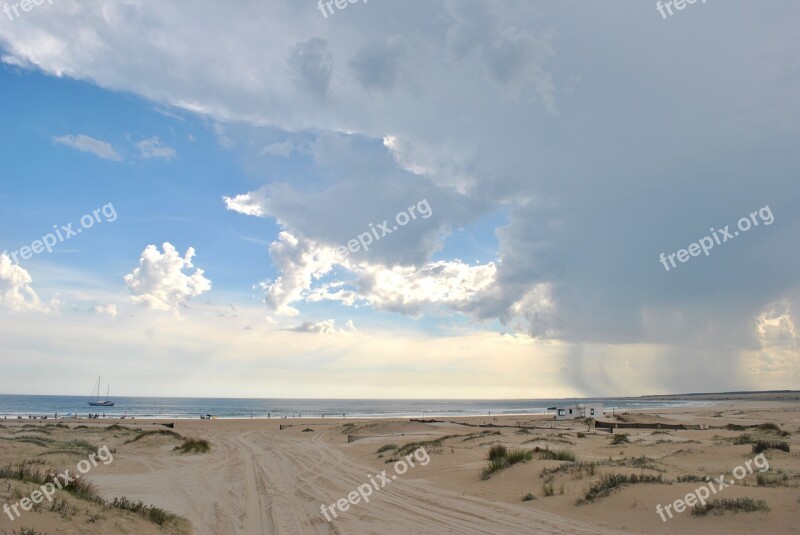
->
left=580, top=473, right=664, bottom=503
left=481, top=459, right=509, bottom=480
left=62, top=475, right=103, bottom=504
left=752, top=440, right=790, bottom=454
left=537, top=448, right=576, bottom=462
left=522, top=492, right=536, bottom=501
left=376, top=444, right=397, bottom=454
left=692, top=497, right=770, bottom=516
left=540, top=461, right=595, bottom=479
left=488, top=445, right=507, bottom=461
left=677, top=474, right=706, bottom=483
left=755, top=473, right=788, bottom=487
left=610, top=434, right=630, bottom=445
left=173, top=438, right=210, bottom=454
left=480, top=447, right=532, bottom=480
left=505, top=449, right=533, bottom=465
left=542, top=480, right=555, bottom=496
left=110, top=496, right=183, bottom=527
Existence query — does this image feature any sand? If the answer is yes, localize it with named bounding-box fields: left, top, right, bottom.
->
left=1, top=397, right=798, bottom=534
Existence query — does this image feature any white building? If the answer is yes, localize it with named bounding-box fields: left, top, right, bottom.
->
left=548, top=403, right=604, bottom=421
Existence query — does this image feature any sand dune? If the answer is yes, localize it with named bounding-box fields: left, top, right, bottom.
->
left=2, top=400, right=797, bottom=534
left=92, top=424, right=626, bottom=534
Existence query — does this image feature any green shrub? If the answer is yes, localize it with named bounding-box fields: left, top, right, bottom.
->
left=110, top=496, right=183, bottom=527
left=752, top=440, right=790, bottom=454
left=677, top=474, right=706, bottom=483
left=488, top=445, right=507, bottom=461
left=376, top=444, right=397, bottom=454
left=481, top=459, right=509, bottom=480
left=480, top=447, right=532, bottom=480
left=692, top=497, right=770, bottom=516
left=610, top=434, right=630, bottom=445
left=522, top=492, right=536, bottom=501
left=173, top=438, right=210, bottom=453
left=537, top=448, right=576, bottom=462
left=580, top=473, right=664, bottom=503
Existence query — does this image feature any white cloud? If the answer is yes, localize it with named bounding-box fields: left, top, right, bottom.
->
left=136, top=136, right=176, bottom=160
left=223, top=191, right=266, bottom=217
left=286, top=318, right=355, bottom=335
left=1, top=1, right=798, bottom=393
left=740, top=301, right=800, bottom=381
left=259, top=139, right=296, bottom=157
left=124, top=243, right=211, bottom=314
left=92, top=303, right=118, bottom=318
left=52, top=134, right=122, bottom=161
left=213, top=123, right=233, bottom=148
left=508, top=284, right=559, bottom=339
left=0, top=253, right=49, bottom=312
left=260, top=232, right=497, bottom=317
left=347, top=260, right=497, bottom=315
left=258, top=232, right=339, bottom=316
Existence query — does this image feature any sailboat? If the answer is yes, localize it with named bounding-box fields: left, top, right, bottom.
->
left=88, top=376, right=114, bottom=407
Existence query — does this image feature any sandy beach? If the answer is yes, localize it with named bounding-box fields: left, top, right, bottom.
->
left=0, top=397, right=797, bottom=534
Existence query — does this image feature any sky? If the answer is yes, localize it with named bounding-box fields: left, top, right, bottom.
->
left=0, top=0, right=797, bottom=399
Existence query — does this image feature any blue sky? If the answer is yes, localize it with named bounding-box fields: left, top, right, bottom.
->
left=0, top=1, right=797, bottom=398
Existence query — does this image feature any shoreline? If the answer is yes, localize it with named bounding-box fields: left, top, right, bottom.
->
left=3, top=394, right=780, bottom=420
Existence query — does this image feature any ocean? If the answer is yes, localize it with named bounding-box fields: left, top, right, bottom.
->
left=0, top=395, right=709, bottom=420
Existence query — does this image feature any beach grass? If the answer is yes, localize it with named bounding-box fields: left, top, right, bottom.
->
left=579, top=473, right=665, bottom=504
left=691, top=497, right=770, bottom=516
left=535, top=447, right=576, bottom=462
left=480, top=446, right=533, bottom=480
left=610, top=434, right=630, bottom=445
left=173, top=438, right=210, bottom=454
left=752, top=440, right=790, bottom=454
left=125, top=429, right=183, bottom=444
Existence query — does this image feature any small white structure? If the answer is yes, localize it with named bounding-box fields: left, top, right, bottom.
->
left=548, top=403, right=603, bottom=421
